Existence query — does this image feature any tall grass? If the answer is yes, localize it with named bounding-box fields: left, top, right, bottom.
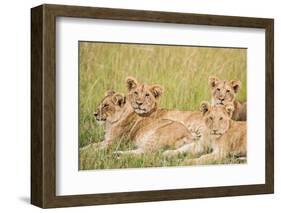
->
left=79, top=42, right=247, bottom=170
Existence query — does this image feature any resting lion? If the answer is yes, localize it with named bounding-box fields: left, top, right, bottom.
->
left=126, top=77, right=205, bottom=139
left=83, top=91, right=193, bottom=155
left=209, top=76, right=247, bottom=121
left=164, top=102, right=247, bottom=164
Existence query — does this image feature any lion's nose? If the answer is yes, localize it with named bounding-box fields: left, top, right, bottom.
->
left=212, top=129, right=218, bottom=134
left=136, top=101, right=143, bottom=106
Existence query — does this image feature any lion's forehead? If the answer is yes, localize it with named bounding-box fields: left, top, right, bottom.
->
left=211, top=111, right=226, bottom=118
left=102, top=96, right=111, bottom=103
left=208, top=106, right=227, bottom=117
left=216, top=81, right=233, bottom=91
left=96, top=96, right=114, bottom=109
left=135, top=84, right=152, bottom=94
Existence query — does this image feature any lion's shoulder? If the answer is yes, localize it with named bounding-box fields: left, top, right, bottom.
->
left=232, top=101, right=247, bottom=121
left=226, top=121, right=247, bottom=155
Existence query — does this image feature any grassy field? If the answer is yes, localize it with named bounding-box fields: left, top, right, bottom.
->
left=79, top=42, right=247, bottom=170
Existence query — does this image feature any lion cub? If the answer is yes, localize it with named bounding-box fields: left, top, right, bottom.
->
left=209, top=76, right=247, bottom=121
left=85, top=91, right=193, bottom=155
left=199, top=102, right=246, bottom=159
left=179, top=102, right=247, bottom=164
left=126, top=77, right=205, bottom=139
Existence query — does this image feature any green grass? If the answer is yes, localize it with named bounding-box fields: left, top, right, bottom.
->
left=80, top=140, right=245, bottom=170
left=79, top=42, right=247, bottom=170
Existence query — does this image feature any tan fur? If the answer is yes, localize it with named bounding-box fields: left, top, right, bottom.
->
left=209, top=76, right=247, bottom=121
left=88, top=91, right=193, bottom=154
left=181, top=102, right=247, bottom=164
left=126, top=77, right=205, bottom=139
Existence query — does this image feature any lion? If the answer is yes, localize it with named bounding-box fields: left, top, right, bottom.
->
left=208, top=76, right=247, bottom=121
left=126, top=77, right=205, bottom=139
left=164, top=102, right=247, bottom=164
left=82, top=91, right=194, bottom=155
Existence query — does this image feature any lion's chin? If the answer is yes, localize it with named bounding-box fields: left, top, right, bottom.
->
left=210, top=133, right=223, bottom=138
left=96, top=120, right=106, bottom=125
left=215, top=100, right=224, bottom=105
left=134, top=108, right=147, bottom=114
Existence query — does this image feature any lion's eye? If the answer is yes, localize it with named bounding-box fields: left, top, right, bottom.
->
left=103, top=103, right=109, bottom=108
left=209, top=117, right=213, bottom=120
left=219, top=117, right=223, bottom=120
left=226, top=90, right=230, bottom=93
left=216, top=88, right=220, bottom=91
left=145, top=93, right=150, bottom=97
left=134, top=91, right=138, bottom=95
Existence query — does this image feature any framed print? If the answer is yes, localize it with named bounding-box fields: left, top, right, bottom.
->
left=31, top=4, right=274, bottom=208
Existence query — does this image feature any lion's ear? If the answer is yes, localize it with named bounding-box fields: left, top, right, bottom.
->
left=126, top=77, right=138, bottom=91
left=230, top=80, right=241, bottom=93
left=105, top=90, right=115, bottom=96
left=200, top=101, right=210, bottom=115
left=150, top=85, right=164, bottom=98
left=225, top=103, right=234, bottom=117
left=208, top=76, right=219, bottom=88
left=112, top=93, right=126, bottom=106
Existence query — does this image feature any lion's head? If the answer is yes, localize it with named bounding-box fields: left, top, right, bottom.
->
left=125, top=77, right=164, bottom=115
left=209, top=76, right=241, bottom=105
left=200, top=101, right=234, bottom=138
left=93, top=91, right=126, bottom=124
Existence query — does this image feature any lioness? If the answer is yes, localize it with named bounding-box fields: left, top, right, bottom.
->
left=209, top=76, right=247, bottom=121
left=126, top=77, right=205, bottom=139
left=86, top=91, right=193, bottom=154
left=164, top=102, right=247, bottom=164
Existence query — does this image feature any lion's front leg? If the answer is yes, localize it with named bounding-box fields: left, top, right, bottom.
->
left=187, top=124, right=205, bottom=141
left=184, top=152, right=221, bottom=165
left=80, top=140, right=110, bottom=151
left=163, top=139, right=207, bottom=157
left=114, top=148, right=144, bottom=156
left=163, top=142, right=198, bottom=157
